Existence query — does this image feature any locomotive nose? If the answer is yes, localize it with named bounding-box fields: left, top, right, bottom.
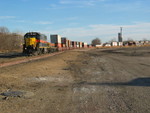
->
left=26, top=38, right=36, bottom=46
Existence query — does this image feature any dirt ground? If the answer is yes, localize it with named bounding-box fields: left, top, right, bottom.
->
left=0, top=47, right=150, bottom=113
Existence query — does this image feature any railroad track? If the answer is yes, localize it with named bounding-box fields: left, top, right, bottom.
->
left=0, top=51, right=64, bottom=68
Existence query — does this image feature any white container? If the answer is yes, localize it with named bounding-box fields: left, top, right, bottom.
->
left=50, top=35, right=61, bottom=43
left=95, top=45, right=102, bottom=47
left=76, top=42, right=79, bottom=48
left=118, top=42, right=123, bottom=46
left=111, top=42, right=118, bottom=46
left=84, top=42, right=87, bottom=46
left=103, top=43, right=111, bottom=47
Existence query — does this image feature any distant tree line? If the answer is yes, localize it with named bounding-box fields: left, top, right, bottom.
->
left=0, top=26, right=23, bottom=52
left=91, top=38, right=101, bottom=46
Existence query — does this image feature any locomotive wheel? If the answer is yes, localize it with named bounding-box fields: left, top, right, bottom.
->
left=36, top=48, right=41, bottom=55
left=33, top=51, right=38, bottom=56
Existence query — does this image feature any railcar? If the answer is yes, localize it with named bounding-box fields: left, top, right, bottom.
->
left=23, top=32, right=89, bottom=55
left=23, top=32, right=57, bottom=55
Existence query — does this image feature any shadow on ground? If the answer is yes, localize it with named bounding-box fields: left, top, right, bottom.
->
left=84, top=77, right=150, bottom=87
left=0, top=53, right=25, bottom=58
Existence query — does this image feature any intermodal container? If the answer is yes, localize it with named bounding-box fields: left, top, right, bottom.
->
left=79, top=42, right=83, bottom=48
left=82, top=42, right=88, bottom=48
left=76, top=42, right=79, bottom=48
left=50, top=35, right=61, bottom=44
left=72, top=41, right=77, bottom=48
left=55, top=43, right=62, bottom=48
left=67, top=40, right=71, bottom=47
left=118, top=42, right=123, bottom=46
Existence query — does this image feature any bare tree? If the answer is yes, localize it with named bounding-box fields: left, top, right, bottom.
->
left=127, top=38, right=134, bottom=41
left=0, top=26, right=23, bottom=52
left=142, top=38, right=148, bottom=41
left=0, top=26, right=9, bottom=34
left=109, top=38, right=116, bottom=42
left=91, top=38, right=101, bottom=46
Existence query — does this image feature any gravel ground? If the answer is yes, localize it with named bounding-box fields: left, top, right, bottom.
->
left=0, top=47, right=150, bottom=113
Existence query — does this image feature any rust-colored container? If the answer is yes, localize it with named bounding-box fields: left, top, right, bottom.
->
left=61, top=37, right=67, bottom=44
left=61, top=37, right=70, bottom=47
left=72, top=41, right=77, bottom=48
left=50, top=43, right=55, bottom=47
left=79, top=42, right=82, bottom=48
left=82, top=42, right=88, bottom=48
left=88, top=45, right=92, bottom=48
left=61, top=44, right=66, bottom=47
left=68, top=40, right=71, bottom=47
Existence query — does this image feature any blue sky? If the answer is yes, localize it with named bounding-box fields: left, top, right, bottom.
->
left=0, top=0, right=150, bottom=43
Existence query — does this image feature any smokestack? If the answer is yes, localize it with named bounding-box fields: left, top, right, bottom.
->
left=118, top=27, right=123, bottom=42
left=120, top=27, right=122, bottom=35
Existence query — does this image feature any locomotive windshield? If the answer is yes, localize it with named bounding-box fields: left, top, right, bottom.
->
left=25, top=34, right=37, bottom=38
left=24, top=32, right=47, bottom=41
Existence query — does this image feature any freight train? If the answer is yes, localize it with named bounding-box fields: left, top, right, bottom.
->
left=23, top=32, right=88, bottom=55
